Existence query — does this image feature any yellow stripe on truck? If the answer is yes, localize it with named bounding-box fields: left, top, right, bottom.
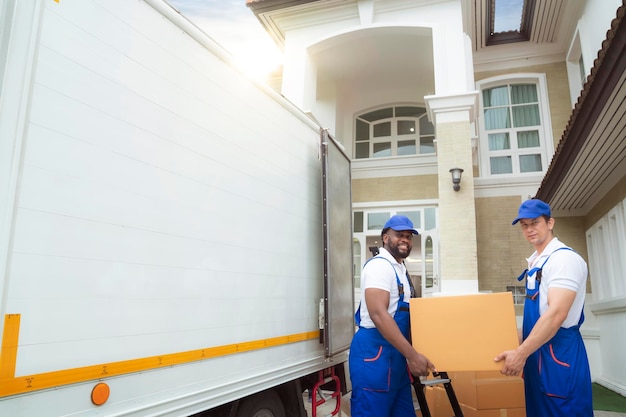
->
left=0, top=314, right=20, bottom=380
left=0, top=314, right=319, bottom=397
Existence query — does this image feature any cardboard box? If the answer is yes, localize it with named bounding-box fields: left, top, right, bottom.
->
left=460, top=403, right=526, bottom=417
left=410, top=292, right=519, bottom=371
left=445, top=371, right=476, bottom=407
left=475, top=371, right=525, bottom=409
left=447, top=370, right=525, bottom=409
left=417, top=386, right=454, bottom=417
left=416, top=371, right=525, bottom=416
left=340, top=391, right=351, bottom=416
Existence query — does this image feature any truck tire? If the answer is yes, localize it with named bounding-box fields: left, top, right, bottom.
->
left=235, top=390, right=286, bottom=417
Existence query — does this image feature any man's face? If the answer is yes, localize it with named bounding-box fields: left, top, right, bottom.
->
left=519, top=216, right=554, bottom=248
left=384, top=230, right=414, bottom=260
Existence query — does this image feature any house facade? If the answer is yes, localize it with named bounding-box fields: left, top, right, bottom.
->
left=247, top=0, right=626, bottom=395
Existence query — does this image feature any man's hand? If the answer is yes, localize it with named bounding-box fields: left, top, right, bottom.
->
left=495, top=287, right=576, bottom=377
left=494, top=349, right=527, bottom=376
left=365, top=288, right=436, bottom=377
left=407, top=351, right=436, bottom=377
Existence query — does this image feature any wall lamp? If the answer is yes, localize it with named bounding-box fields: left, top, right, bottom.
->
left=449, top=168, right=464, bottom=192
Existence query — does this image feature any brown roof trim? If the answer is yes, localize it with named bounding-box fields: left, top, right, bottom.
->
left=535, top=0, right=626, bottom=202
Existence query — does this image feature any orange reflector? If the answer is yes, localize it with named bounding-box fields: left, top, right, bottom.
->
left=91, top=382, right=110, bottom=406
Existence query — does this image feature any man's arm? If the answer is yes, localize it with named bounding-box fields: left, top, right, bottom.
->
left=495, top=287, right=576, bottom=376
left=365, top=288, right=435, bottom=376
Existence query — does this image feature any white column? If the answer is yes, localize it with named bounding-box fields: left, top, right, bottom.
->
left=426, top=92, right=479, bottom=295
left=281, top=36, right=318, bottom=111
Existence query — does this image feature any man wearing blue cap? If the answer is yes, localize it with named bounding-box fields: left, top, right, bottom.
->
left=349, top=214, right=436, bottom=417
left=495, top=199, right=592, bottom=416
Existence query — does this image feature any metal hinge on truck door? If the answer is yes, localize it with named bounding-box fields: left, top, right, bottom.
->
left=318, top=298, right=325, bottom=343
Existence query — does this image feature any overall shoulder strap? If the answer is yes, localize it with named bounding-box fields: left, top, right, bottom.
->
left=355, top=256, right=402, bottom=325
left=517, top=247, right=574, bottom=282
left=366, top=256, right=401, bottom=279
left=364, top=255, right=392, bottom=268
left=538, top=247, right=573, bottom=269
left=535, top=247, right=574, bottom=283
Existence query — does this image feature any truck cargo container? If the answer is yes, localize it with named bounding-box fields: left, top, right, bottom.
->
left=0, top=1, right=354, bottom=415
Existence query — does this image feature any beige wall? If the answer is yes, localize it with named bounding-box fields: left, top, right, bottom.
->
left=475, top=61, right=572, bottom=149
left=585, top=175, right=626, bottom=228
left=475, top=196, right=528, bottom=292
left=553, top=216, right=591, bottom=293
left=351, top=174, right=438, bottom=203
left=553, top=217, right=589, bottom=260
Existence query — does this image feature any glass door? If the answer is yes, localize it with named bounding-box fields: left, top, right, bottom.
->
left=422, top=230, right=440, bottom=294
left=352, top=206, right=439, bottom=297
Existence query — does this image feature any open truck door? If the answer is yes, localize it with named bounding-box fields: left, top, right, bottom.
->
left=321, top=130, right=354, bottom=357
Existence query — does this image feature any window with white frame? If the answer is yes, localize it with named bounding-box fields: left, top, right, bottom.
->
left=506, top=285, right=526, bottom=305
left=586, top=198, right=626, bottom=301
left=566, top=28, right=587, bottom=107
left=354, top=105, right=435, bottom=159
left=477, top=75, right=552, bottom=177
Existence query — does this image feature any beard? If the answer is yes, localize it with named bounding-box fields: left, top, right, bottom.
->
left=386, top=240, right=412, bottom=260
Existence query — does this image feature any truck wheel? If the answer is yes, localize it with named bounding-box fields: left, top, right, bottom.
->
left=236, top=390, right=286, bottom=417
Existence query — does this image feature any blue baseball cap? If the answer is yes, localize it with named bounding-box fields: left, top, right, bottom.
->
left=512, top=199, right=551, bottom=225
left=383, top=215, right=419, bottom=235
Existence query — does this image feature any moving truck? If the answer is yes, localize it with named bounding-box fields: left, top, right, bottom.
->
left=0, top=1, right=354, bottom=415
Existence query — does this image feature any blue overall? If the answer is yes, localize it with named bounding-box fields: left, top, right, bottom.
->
left=349, top=257, right=414, bottom=417
left=518, top=248, right=593, bottom=416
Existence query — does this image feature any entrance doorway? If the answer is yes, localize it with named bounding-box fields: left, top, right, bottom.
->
left=352, top=206, right=439, bottom=300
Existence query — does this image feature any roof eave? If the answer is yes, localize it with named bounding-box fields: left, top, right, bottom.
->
left=535, top=1, right=626, bottom=205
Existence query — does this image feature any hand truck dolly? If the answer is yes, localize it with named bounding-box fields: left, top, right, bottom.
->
left=412, top=371, right=464, bottom=417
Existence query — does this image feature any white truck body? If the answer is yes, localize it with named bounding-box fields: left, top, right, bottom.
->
left=0, top=1, right=353, bottom=416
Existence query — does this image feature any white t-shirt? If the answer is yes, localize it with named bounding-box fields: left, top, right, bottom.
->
left=525, top=237, right=588, bottom=328
left=357, top=247, right=411, bottom=329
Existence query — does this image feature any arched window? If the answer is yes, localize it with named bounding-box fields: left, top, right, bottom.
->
left=354, top=105, right=435, bottom=159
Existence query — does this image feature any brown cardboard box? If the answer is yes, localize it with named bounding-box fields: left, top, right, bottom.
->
left=475, top=371, right=525, bottom=409
left=448, top=371, right=525, bottom=410
left=417, top=386, right=454, bottom=417
left=416, top=376, right=524, bottom=416
left=460, top=403, right=526, bottom=417
left=415, top=372, right=525, bottom=416
left=340, top=391, right=351, bottom=416
left=445, top=371, right=477, bottom=407
left=410, top=292, right=519, bottom=371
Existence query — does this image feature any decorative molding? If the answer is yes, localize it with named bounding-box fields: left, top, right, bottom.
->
left=589, top=297, right=626, bottom=315
left=425, top=91, right=479, bottom=125
left=351, top=155, right=438, bottom=179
